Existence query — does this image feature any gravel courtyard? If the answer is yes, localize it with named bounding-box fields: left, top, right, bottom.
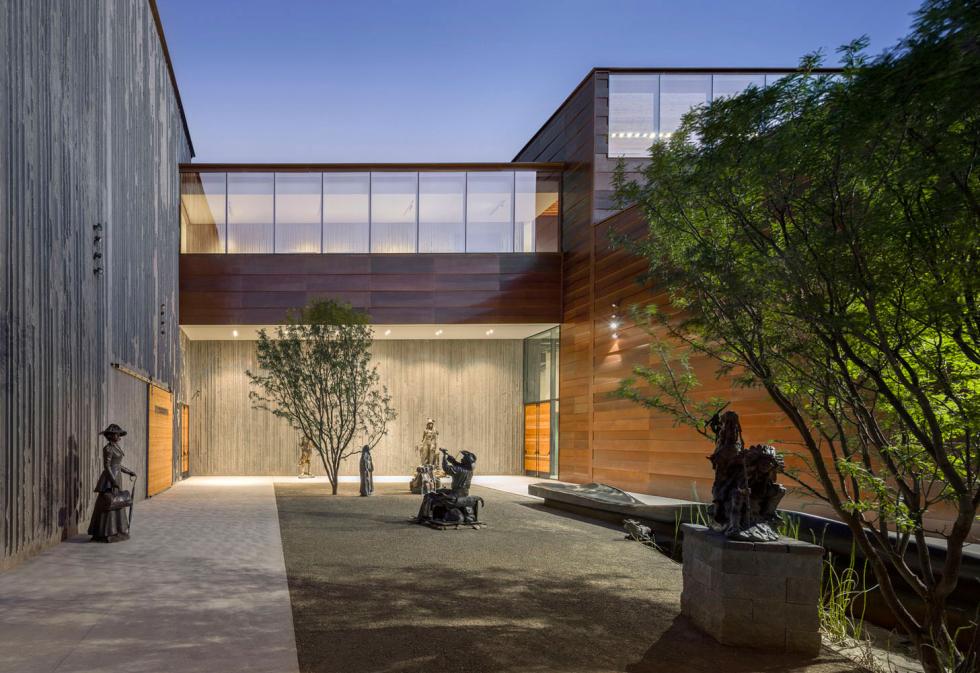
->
left=276, top=482, right=861, bottom=673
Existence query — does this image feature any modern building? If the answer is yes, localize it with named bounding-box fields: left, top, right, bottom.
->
left=1, top=1, right=834, bottom=569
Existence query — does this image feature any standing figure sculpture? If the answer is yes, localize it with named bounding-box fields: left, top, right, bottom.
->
left=88, top=424, right=136, bottom=543
left=415, top=449, right=485, bottom=528
left=417, top=418, right=439, bottom=468
left=409, top=464, right=438, bottom=495
left=706, top=408, right=786, bottom=541
left=359, top=445, right=374, bottom=496
left=297, top=436, right=314, bottom=478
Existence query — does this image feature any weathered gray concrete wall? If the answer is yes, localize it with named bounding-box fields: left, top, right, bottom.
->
left=186, top=340, right=524, bottom=477
left=0, top=0, right=191, bottom=569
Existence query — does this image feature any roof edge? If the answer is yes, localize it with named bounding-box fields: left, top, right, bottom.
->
left=511, top=66, right=845, bottom=163
left=148, top=0, right=195, bottom=157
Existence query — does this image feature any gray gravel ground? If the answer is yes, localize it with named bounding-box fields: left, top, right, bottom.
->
left=275, top=482, right=863, bottom=673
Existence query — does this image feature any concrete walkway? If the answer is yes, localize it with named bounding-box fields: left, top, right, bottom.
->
left=0, top=479, right=299, bottom=673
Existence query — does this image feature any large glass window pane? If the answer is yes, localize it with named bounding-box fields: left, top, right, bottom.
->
left=609, top=74, right=658, bottom=157
left=514, top=172, right=537, bottom=253
left=660, top=74, right=711, bottom=139
left=227, top=173, right=274, bottom=253
left=180, top=172, right=226, bottom=253
left=712, top=74, right=765, bottom=101
left=275, top=173, right=321, bottom=253
left=371, top=172, right=417, bottom=253
left=466, top=172, right=513, bottom=252
left=418, top=172, right=464, bottom=252
left=323, top=173, right=369, bottom=253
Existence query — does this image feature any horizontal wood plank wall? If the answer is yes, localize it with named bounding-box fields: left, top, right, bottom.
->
left=179, top=253, right=562, bottom=325
left=0, top=1, right=190, bottom=568
left=187, top=339, right=523, bottom=476
left=591, top=206, right=821, bottom=504
left=514, top=72, right=597, bottom=484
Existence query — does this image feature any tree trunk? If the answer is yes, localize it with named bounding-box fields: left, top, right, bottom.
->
left=330, top=479, right=338, bottom=495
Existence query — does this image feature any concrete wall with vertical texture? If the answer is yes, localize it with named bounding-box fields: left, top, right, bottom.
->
left=0, top=0, right=191, bottom=569
left=186, top=339, right=524, bottom=477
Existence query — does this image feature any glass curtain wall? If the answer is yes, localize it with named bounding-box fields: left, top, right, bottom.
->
left=523, top=327, right=559, bottom=478
left=608, top=72, right=787, bottom=157
left=182, top=170, right=557, bottom=254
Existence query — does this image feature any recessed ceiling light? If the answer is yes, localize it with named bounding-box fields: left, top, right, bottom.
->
left=435, top=329, right=443, bottom=336
left=232, top=329, right=239, bottom=338
left=485, top=329, right=494, bottom=336
left=384, top=329, right=391, bottom=336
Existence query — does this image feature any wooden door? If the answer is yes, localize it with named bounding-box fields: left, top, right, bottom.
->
left=523, top=401, right=552, bottom=476
left=147, top=385, right=174, bottom=496
left=180, top=405, right=190, bottom=475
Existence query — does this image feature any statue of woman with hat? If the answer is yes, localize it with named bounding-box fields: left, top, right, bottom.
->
left=88, top=423, right=137, bottom=543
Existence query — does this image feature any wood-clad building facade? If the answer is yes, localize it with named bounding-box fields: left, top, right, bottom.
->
left=1, top=0, right=192, bottom=569
left=2, top=6, right=861, bottom=571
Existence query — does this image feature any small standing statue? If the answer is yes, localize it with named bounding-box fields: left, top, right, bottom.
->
left=297, top=436, right=314, bottom=478
left=706, top=408, right=786, bottom=541
left=414, top=448, right=485, bottom=529
left=417, top=418, right=439, bottom=468
left=359, top=445, right=374, bottom=496
left=88, top=424, right=137, bottom=543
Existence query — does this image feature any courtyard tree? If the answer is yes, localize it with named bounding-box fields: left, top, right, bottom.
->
left=247, top=299, right=396, bottom=495
left=613, top=1, right=979, bottom=670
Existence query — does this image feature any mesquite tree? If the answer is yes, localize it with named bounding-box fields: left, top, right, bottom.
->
left=614, top=1, right=979, bottom=670
left=247, top=300, right=396, bottom=495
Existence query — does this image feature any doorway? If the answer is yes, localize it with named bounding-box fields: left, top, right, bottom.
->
left=523, top=327, right=559, bottom=478
left=147, top=384, right=174, bottom=496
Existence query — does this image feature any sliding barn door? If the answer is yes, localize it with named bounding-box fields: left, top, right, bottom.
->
left=147, top=385, right=174, bottom=496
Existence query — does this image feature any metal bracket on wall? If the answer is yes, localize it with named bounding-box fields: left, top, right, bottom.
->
left=93, top=223, right=104, bottom=274
left=111, top=362, right=172, bottom=393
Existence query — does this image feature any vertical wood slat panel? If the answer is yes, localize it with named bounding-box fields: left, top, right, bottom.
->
left=1, top=0, right=190, bottom=568
left=147, top=385, right=174, bottom=497
left=187, top=339, right=524, bottom=477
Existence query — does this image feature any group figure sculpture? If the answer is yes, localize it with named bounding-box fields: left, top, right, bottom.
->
left=706, top=407, right=786, bottom=541
left=415, top=448, right=485, bottom=529
left=89, top=423, right=137, bottom=543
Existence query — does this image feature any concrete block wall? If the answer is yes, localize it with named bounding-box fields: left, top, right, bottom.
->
left=680, top=524, right=823, bottom=656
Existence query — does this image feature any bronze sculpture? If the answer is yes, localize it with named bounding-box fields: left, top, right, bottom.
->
left=416, top=418, right=439, bottom=467
left=359, top=444, right=374, bottom=496
left=297, top=436, right=314, bottom=478
left=414, top=449, right=484, bottom=528
left=409, top=464, right=437, bottom=495
left=706, top=409, right=786, bottom=541
left=88, top=423, right=136, bottom=543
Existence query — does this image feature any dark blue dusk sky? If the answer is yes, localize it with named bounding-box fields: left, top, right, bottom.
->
left=157, top=0, right=923, bottom=163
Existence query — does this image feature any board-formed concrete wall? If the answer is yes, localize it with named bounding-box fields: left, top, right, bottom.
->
left=0, top=0, right=191, bottom=569
left=186, top=339, right=524, bottom=476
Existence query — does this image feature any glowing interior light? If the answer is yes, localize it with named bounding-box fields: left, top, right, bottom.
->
left=485, top=329, right=494, bottom=336
left=232, top=329, right=239, bottom=338
left=610, top=321, right=619, bottom=330
left=612, top=332, right=619, bottom=339
left=435, top=329, right=443, bottom=336
left=384, top=329, right=391, bottom=336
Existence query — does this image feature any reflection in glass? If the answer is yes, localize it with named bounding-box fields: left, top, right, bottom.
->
left=180, top=172, right=226, bottom=253
left=660, top=74, right=711, bottom=139
left=275, top=173, right=321, bottom=253
left=467, top=172, right=513, bottom=252
left=371, top=173, right=417, bottom=253
left=418, top=172, right=465, bottom=252
left=532, top=172, right=560, bottom=252
left=323, top=173, right=369, bottom=253
left=712, top=74, right=765, bottom=101
left=227, top=173, right=274, bottom=253
left=609, top=74, right=659, bottom=157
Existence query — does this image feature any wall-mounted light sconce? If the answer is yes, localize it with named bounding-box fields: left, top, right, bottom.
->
left=610, top=303, right=620, bottom=338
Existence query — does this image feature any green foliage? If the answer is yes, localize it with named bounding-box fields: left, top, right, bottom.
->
left=614, top=1, right=980, bottom=669
left=246, top=299, right=397, bottom=494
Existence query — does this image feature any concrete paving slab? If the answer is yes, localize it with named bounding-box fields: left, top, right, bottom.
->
left=0, top=479, right=298, bottom=673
